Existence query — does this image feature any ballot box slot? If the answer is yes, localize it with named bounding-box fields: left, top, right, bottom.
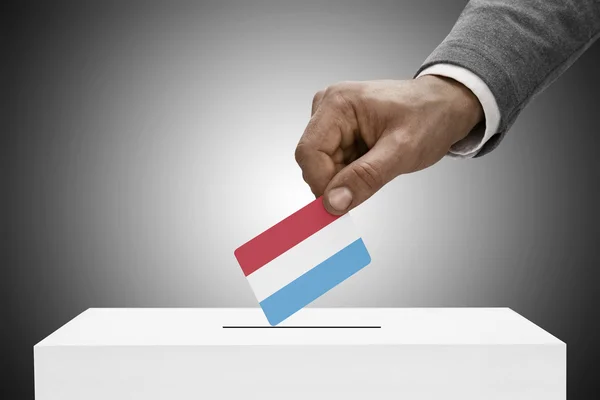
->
left=222, top=325, right=381, bottom=329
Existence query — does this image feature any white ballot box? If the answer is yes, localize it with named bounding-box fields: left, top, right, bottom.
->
left=34, top=308, right=565, bottom=399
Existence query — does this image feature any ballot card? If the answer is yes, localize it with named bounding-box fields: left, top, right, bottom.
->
left=234, top=197, right=371, bottom=326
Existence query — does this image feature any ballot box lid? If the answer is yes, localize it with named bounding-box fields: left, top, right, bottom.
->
left=35, top=308, right=563, bottom=347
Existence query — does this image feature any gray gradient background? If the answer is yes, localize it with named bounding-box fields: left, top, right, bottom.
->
left=3, top=0, right=599, bottom=398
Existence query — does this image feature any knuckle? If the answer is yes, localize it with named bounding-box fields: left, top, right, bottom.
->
left=294, top=142, right=308, bottom=165
left=324, top=81, right=352, bottom=96
left=327, top=91, right=351, bottom=111
left=352, top=160, right=384, bottom=191
left=301, top=169, right=310, bottom=185
left=312, top=90, right=325, bottom=105
left=301, top=170, right=317, bottom=191
left=322, top=81, right=360, bottom=111
left=323, top=83, right=338, bottom=96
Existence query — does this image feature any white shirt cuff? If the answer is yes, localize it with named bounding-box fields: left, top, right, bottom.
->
left=417, top=64, right=501, bottom=158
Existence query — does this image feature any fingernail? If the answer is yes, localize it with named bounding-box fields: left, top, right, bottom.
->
left=327, top=187, right=353, bottom=212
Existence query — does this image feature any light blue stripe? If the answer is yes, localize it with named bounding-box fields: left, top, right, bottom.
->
left=259, top=238, right=371, bottom=326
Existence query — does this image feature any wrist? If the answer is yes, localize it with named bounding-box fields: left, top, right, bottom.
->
left=418, top=75, right=484, bottom=143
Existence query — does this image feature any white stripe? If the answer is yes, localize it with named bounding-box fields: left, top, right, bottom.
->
left=246, top=214, right=360, bottom=302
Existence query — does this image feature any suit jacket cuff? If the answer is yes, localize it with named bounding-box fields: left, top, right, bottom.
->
left=417, top=64, right=501, bottom=158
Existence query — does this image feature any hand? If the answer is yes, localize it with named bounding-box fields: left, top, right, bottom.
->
left=294, top=76, right=484, bottom=215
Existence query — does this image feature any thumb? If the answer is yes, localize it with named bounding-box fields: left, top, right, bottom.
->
left=323, top=135, right=402, bottom=215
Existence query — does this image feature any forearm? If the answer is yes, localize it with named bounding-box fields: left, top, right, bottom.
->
left=416, top=0, right=600, bottom=157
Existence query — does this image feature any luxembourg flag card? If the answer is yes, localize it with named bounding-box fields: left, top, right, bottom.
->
left=234, top=197, right=371, bottom=326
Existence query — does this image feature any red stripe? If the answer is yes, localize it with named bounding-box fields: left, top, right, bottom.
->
left=234, top=197, right=340, bottom=276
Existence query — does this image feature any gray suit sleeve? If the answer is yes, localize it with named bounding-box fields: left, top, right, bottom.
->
left=416, top=0, right=600, bottom=157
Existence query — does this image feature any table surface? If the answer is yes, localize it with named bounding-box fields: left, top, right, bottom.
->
left=36, top=308, right=563, bottom=347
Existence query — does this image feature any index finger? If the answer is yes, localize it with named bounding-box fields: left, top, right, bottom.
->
left=294, top=108, right=343, bottom=196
